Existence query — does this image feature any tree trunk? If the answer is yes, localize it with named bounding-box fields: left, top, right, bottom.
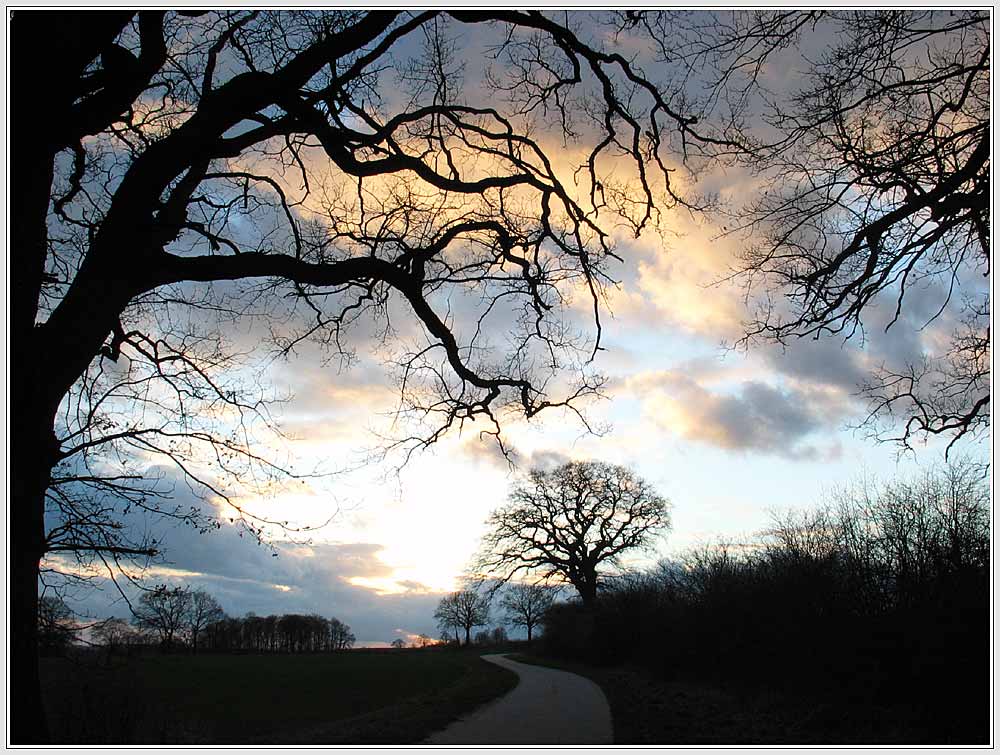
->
left=465, top=626, right=471, bottom=646
left=11, top=530, right=47, bottom=743
left=575, top=570, right=598, bottom=608
left=10, top=395, right=60, bottom=743
left=527, top=625, right=533, bottom=642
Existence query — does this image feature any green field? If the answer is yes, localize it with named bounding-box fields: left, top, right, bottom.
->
left=41, top=649, right=518, bottom=744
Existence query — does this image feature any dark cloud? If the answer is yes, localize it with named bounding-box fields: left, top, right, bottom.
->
left=761, top=338, right=868, bottom=393
left=633, top=372, right=847, bottom=460
left=524, top=449, right=573, bottom=471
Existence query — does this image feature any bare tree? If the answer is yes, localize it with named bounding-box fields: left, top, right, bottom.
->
left=93, top=617, right=140, bottom=660
left=131, top=584, right=192, bottom=650
left=627, top=10, right=990, bottom=451
left=187, top=589, right=225, bottom=653
left=476, top=461, right=670, bottom=606
left=11, top=11, right=721, bottom=740
left=434, top=589, right=490, bottom=646
left=500, top=582, right=555, bottom=642
left=329, top=618, right=356, bottom=651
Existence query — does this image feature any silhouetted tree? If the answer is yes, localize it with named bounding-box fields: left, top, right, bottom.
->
left=434, top=589, right=490, bottom=646
left=477, top=461, right=670, bottom=606
left=37, top=595, right=76, bottom=655
left=626, top=10, right=990, bottom=450
left=500, top=583, right=555, bottom=642
left=329, top=618, right=356, bottom=651
left=93, top=617, right=139, bottom=660
left=11, top=11, right=722, bottom=740
left=187, top=589, right=225, bottom=653
left=132, top=585, right=192, bottom=649
left=390, top=638, right=407, bottom=649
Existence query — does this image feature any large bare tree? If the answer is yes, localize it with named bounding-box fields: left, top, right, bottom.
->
left=476, top=461, right=671, bottom=606
left=11, top=11, right=719, bottom=740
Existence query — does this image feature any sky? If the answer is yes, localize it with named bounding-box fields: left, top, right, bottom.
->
left=45, top=11, right=989, bottom=647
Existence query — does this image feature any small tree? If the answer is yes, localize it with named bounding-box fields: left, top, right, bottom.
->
left=132, top=585, right=191, bottom=650
left=390, top=638, right=407, bottom=649
left=501, top=583, right=555, bottom=642
left=477, top=461, right=671, bottom=606
left=491, top=626, right=508, bottom=645
left=434, top=590, right=490, bottom=646
left=187, top=590, right=225, bottom=654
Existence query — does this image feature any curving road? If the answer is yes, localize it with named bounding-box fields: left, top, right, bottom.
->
left=425, top=654, right=613, bottom=745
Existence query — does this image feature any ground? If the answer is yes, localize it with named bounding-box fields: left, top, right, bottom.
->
left=510, top=653, right=988, bottom=744
left=426, top=654, right=612, bottom=744
left=41, top=647, right=518, bottom=744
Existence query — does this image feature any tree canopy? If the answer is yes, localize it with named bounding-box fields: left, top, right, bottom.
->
left=630, top=10, right=990, bottom=449
left=476, top=461, right=670, bottom=605
left=434, top=589, right=490, bottom=645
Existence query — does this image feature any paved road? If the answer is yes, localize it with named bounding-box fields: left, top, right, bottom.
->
left=425, top=654, right=613, bottom=745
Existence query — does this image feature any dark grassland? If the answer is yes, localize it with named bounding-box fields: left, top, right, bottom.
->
left=510, top=652, right=982, bottom=745
left=41, top=648, right=517, bottom=744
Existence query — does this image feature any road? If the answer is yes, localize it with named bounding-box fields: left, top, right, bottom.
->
left=425, top=654, right=613, bottom=745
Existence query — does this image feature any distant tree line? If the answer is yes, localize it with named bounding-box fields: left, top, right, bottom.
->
left=202, top=612, right=355, bottom=654
left=541, top=460, right=989, bottom=742
left=41, top=583, right=355, bottom=656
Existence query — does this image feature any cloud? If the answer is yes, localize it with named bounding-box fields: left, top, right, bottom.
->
left=760, top=338, right=869, bottom=393
left=625, top=370, right=848, bottom=460
left=43, top=469, right=454, bottom=646
left=524, top=449, right=573, bottom=471
left=456, top=435, right=521, bottom=471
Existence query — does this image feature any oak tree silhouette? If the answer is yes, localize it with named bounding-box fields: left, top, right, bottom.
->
left=476, top=461, right=670, bottom=606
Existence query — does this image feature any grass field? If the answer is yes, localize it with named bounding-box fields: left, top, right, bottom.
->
left=41, top=648, right=518, bottom=744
